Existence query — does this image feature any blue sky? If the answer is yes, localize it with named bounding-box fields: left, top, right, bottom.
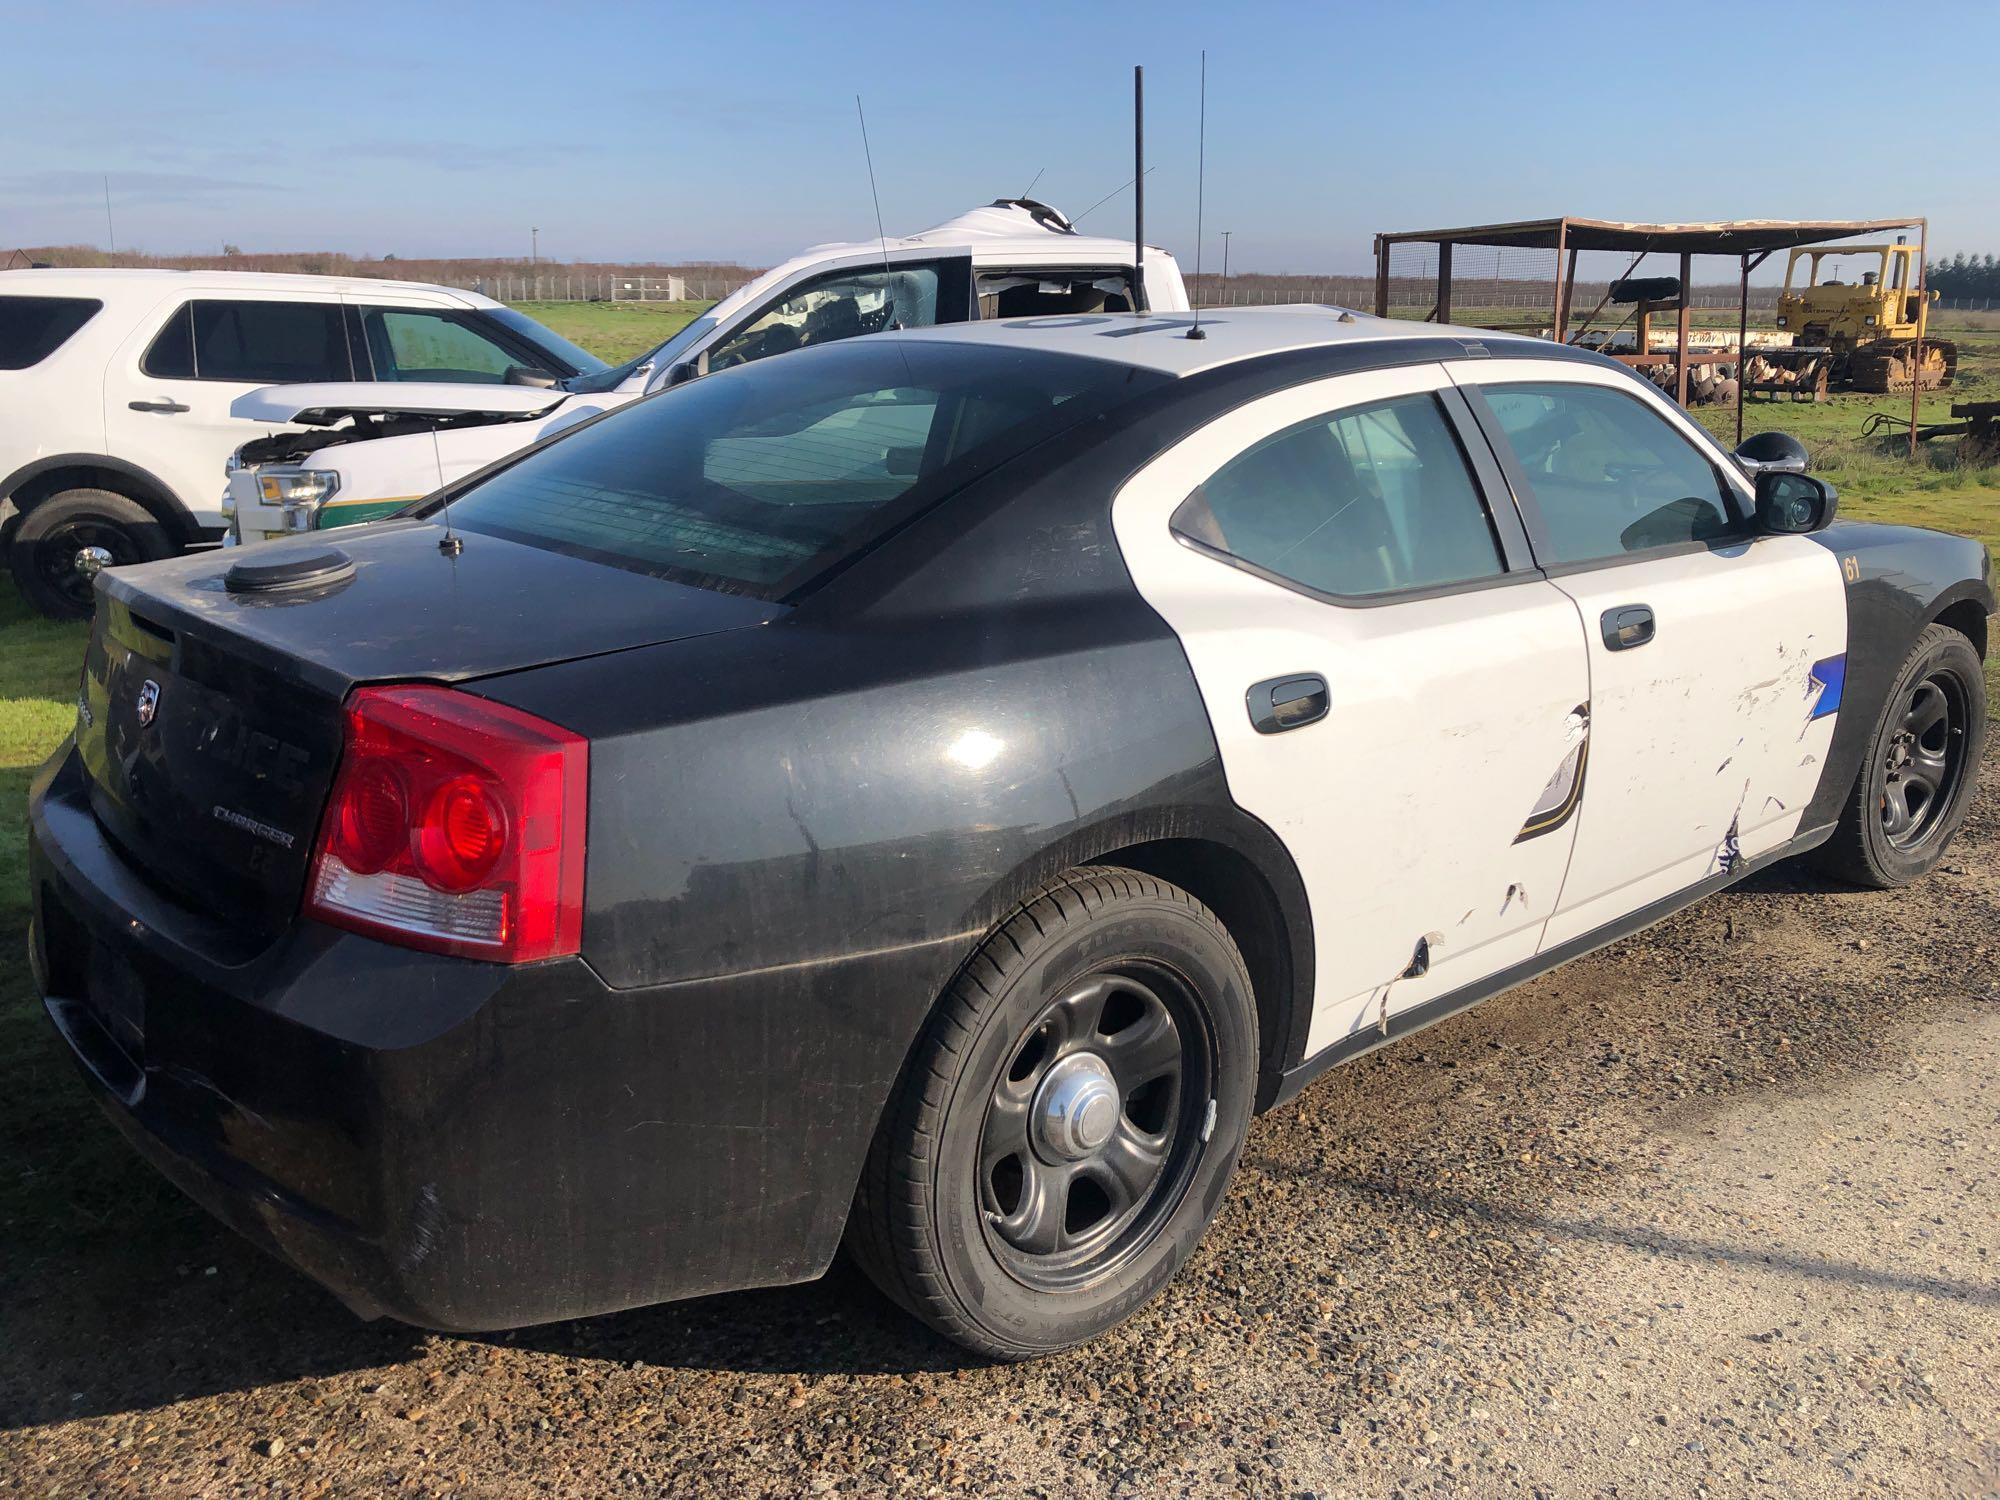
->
left=7, top=0, right=1996, bottom=275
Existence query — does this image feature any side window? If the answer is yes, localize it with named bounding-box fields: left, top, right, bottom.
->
left=361, top=307, right=524, bottom=384
left=1479, top=381, right=1739, bottom=564
left=142, top=300, right=350, bottom=383
left=707, top=266, right=942, bottom=371
left=977, top=268, right=1136, bottom=318
left=0, top=296, right=102, bottom=370
left=1172, top=392, right=1506, bottom=599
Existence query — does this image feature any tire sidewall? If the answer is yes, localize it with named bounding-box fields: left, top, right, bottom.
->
left=930, top=898, right=1256, bottom=1354
left=1859, top=629, right=1986, bottom=882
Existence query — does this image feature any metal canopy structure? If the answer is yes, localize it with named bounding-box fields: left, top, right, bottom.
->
left=1373, top=215, right=1930, bottom=452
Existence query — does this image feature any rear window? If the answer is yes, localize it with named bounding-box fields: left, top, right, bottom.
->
left=0, top=295, right=102, bottom=370
left=442, top=339, right=1165, bottom=598
left=142, top=299, right=352, bottom=383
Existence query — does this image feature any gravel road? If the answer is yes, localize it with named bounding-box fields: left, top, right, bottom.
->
left=4, top=741, right=1996, bottom=1498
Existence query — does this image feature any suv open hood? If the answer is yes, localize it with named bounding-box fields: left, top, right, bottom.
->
left=232, top=382, right=568, bottom=427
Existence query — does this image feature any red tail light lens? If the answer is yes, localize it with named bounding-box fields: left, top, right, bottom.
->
left=306, top=685, right=587, bottom=963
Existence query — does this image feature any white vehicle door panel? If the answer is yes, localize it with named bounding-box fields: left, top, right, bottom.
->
left=1111, top=365, right=1593, bottom=1060
left=1446, top=358, right=1849, bottom=950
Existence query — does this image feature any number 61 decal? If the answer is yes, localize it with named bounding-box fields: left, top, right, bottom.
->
left=1841, top=554, right=1861, bottom=583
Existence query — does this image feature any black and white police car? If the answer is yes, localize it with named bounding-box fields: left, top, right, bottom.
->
left=32, top=306, right=1992, bottom=1359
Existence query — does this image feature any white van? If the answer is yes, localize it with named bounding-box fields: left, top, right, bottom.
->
left=227, top=201, right=1191, bottom=543
left=0, top=270, right=603, bottom=615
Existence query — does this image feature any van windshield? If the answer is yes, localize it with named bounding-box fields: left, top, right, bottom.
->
left=442, top=338, right=1164, bottom=598
left=563, top=316, right=717, bottom=394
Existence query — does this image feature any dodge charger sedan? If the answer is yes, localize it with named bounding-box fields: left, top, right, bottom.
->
left=31, top=308, right=1992, bottom=1359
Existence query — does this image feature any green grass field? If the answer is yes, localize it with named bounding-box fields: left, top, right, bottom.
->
left=0, top=300, right=1993, bottom=1268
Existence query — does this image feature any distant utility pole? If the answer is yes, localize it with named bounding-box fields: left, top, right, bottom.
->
left=1221, top=230, right=1232, bottom=286
left=103, top=176, right=115, bottom=256
left=531, top=227, right=539, bottom=267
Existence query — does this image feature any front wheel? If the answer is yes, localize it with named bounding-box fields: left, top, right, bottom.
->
left=846, top=867, right=1257, bottom=1360
left=8, top=488, right=174, bottom=620
left=1814, top=623, right=1985, bottom=887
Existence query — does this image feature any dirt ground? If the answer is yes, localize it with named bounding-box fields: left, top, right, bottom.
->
left=2, top=740, right=1996, bottom=1498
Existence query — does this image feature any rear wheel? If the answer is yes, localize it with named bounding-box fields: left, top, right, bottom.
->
left=846, top=867, right=1257, bottom=1360
left=9, top=489, right=174, bottom=620
left=1814, top=624, right=1985, bottom=887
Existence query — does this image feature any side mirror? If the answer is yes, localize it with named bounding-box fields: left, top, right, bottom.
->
left=1755, top=471, right=1837, bottom=535
left=1734, top=431, right=1810, bottom=476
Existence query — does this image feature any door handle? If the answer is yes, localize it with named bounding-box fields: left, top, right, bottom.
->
left=128, top=399, right=191, bottom=414
left=1601, top=604, right=1655, bottom=651
left=1247, top=674, right=1329, bottom=734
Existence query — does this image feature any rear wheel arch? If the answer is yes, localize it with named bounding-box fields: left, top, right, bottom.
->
left=3, top=455, right=201, bottom=547
left=942, top=812, right=1314, bottom=1113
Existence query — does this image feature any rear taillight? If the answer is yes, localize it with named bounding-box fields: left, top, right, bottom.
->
left=306, top=685, right=586, bottom=963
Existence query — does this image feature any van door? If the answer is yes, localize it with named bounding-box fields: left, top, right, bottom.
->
left=103, top=292, right=354, bottom=531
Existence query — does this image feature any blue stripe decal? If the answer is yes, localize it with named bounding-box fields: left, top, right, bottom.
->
left=1808, top=653, right=1846, bottom=720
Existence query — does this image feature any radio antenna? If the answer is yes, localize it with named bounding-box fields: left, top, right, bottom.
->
left=1133, top=65, right=1145, bottom=281
left=1072, top=167, right=1154, bottom=224
left=1020, top=165, right=1045, bottom=200
left=855, top=95, right=899, bottom=324
left=433, top=426, right=461, bottom=556
left=1185, top=51, right=1208, bottom=340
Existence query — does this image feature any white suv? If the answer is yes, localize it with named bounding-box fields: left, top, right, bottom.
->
left=0, top=269, right=604, bottom=617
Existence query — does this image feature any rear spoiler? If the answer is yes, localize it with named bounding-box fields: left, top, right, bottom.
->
left=232, top=382, right=567, bottom=428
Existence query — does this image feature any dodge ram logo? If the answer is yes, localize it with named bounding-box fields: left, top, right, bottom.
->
left=135, top=679, right=161, bottom=727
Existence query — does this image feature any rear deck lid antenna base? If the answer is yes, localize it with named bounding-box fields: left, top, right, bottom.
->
left=1185, top=50, right=1208, bottom=341
left=433, top=426, right=463, bottom=556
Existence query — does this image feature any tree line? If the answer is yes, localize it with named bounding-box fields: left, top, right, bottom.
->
left=1928, top=253, right=2000, bottom=301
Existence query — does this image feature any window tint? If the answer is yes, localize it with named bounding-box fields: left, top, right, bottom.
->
left=1172, top=392, right=1505, bottom=599
left=445, top=340, right=1164, bottom=597
left=1480, top=382, right=1738, bottom=563
left=142, top=300, right=350, bottom=383
left=0, top=296, right=102, bottom=370
left=977, top=268, right=1136, bottom=317
left=361, top=307, right=526, bottom=384
left=708, top=267, right=941, bottom=371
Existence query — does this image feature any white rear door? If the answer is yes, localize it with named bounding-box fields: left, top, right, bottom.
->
left=1447, top=359, right=1849, bottom=948
left=1112, top=364, right=1593, bottom=1059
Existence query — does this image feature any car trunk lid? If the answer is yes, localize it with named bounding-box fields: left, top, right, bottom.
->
left=79, top=520, right=776, bottom=939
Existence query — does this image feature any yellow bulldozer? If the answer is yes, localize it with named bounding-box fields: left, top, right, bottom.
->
left=1769, top=241, right=1956, bottom=393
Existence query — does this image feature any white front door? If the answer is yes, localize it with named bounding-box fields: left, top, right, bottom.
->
left=1112, top=364, right=1593, bottom=1059
left=1448, top=359, right=1850, bottom=948
left=103, top=291, right=354, bottom=529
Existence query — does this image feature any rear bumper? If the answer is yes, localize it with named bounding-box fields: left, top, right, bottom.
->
left=29, top=744, right=881, bottom=1331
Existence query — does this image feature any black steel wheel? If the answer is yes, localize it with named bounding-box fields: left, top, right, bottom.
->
left=1815, top=623, right=1985, bottom=888
left=978, top=964, right=1209, bottom=1291
left=846, top=867, right=1257, bottom=1361
left=9, top=488, right=173, bottom=620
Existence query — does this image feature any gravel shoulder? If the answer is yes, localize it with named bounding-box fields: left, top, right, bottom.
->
left=3, top=745, right=1996, bottom=1498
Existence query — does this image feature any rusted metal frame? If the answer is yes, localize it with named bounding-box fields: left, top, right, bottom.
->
left=1911, top=219, right=1927, bottom=458
left=1552, top=220, right=1570, bottom=341
left=1733, top=249, right=1774, bottom=446
left=1436, top=241, right=1453, bottom=325
left=1373, top=235, right=1389, bottom=318
left=1566, top=250, right=1647, bottom=347
left=1675, top=251, right=1693, bottom=407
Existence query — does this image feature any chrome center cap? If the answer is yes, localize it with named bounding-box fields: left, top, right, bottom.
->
left=74, top=546, right=113, bottom=578
left=1032, top=1053, right=1120, bottom=1161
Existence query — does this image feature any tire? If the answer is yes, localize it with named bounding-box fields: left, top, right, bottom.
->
left=847, top=866, right=1258, bottom=1361
left=9, top=488, right=174, bottom=621
left=1813, top=623, right=1986, bottom=888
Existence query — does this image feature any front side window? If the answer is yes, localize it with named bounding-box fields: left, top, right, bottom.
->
left=1479, top=381, right=1739, bottom=563
left=443, top=340, right=1164, bottom=597
left=1172, top=392, right=1505, bottom=599
left=0, top=296, right=102, bottom=370
left=707, top=267, right=942, bottom=371
left=361, top=307, right=531, bottom=384
left=142, top=299, right=351, bottom=383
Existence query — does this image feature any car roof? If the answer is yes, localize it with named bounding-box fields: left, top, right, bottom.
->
left=0, top=267, right=496, bottom=306
left=882, top=304, right=1557, bottom=377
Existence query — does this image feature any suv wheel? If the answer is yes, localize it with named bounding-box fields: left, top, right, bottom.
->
left=847, top=866, right=1257, bottom=1360
left=9, top=489, right=173, bottom=620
